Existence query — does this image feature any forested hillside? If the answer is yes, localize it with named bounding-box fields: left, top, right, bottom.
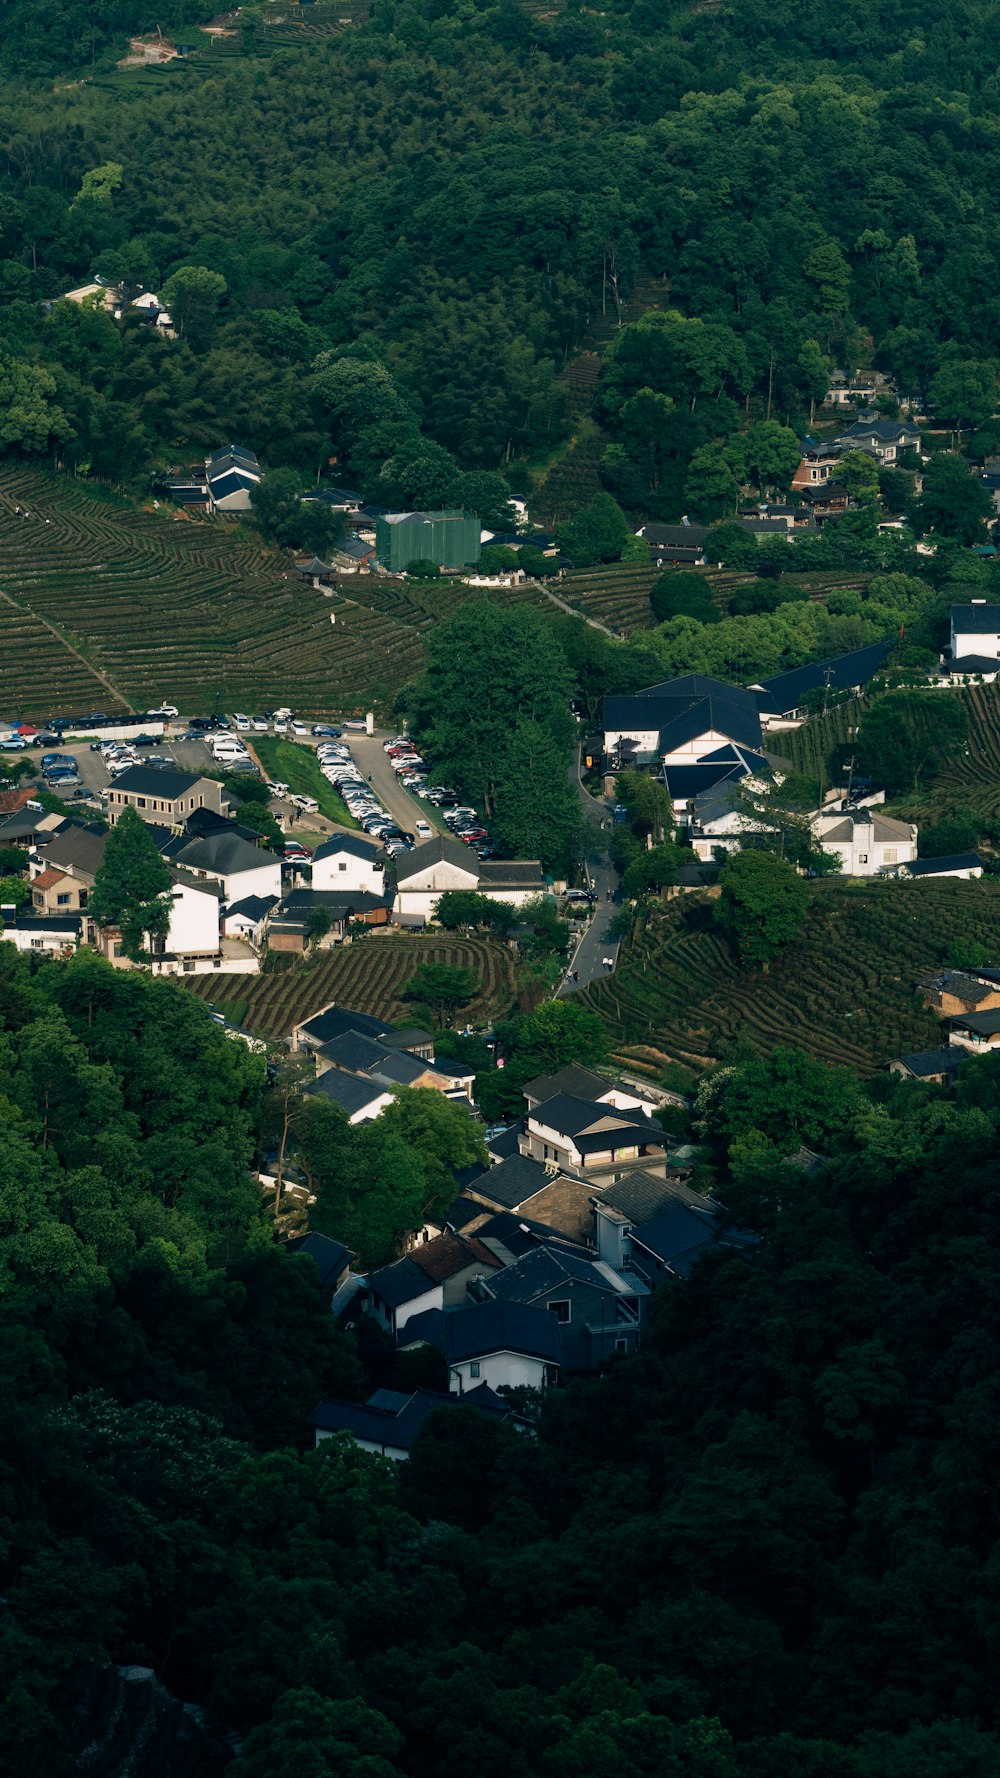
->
left=2, top=0, right=1000, bottom=506
left=8, top=950, right=1000, bottom=1775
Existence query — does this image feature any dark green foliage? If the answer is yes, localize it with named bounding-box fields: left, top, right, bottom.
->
left=857, top=689, right=969, bottom=793
left=650, top=573, right=720, bottom=624
left=716, top=851, right=810, bottom=968
left=88, top=806, right=173, bottom=962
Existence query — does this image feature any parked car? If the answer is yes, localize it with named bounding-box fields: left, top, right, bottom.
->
left=342, top=719, right=367, bottom=731
left=290, top=721, right=309, bottom=737
left=290, top=794, right=319, bottom=813
left=266, top=780, right=290, bottom=796
left=312, top=724, right=341, bottom=737
left=233, top=713, right=250, bottom=731
left=251, top=716, right=268, bottom=732
left=0, top=736, right=28, bottom=750
left=414, top=819, right=432, bottom=839
left=149, top=704, right=179, bottom=719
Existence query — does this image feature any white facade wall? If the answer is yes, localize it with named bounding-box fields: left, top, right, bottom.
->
left=451, top=1351, right=548, bottom=1393
left=811, top=817, right=917, bottom=877
left=952, top=625, right=1000, bottom=661
left=312, top=850, right=384, bottom=895
left=220, top=858, right=283, bottom=902
left=346, top=1089, right=395, bottom=1126
left=167, top=882, right=220, bottom=955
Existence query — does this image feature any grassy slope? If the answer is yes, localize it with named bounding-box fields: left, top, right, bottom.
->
left=577, top=878, right=1000, bottom=1076
left=253, top=737, right=360, bottom=828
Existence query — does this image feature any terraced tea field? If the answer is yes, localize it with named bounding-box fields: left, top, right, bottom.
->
left=186, top=934, right=517, bottom=1037
left=0, top=468, right=545, bottom=720
left=578, top=878, right=1000, bottom=1076
left=557, top=561, right=659, bottom=633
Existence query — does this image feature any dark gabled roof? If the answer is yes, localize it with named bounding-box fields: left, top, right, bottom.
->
left=207, top=469, right=254, bottom=502
left=226, top=894, right=279, bottom=921
left=522, top=1063, right=618, bottom=1104
left=368, top=1254, right=440, bottom=1309
left=951, top=604, right=1000, bottom=633
left=280, top=889, right=390, bottom=917
left=600, top=1173, right=698, bottom=1223
left=485, top=1244, right=622, bottom=1304
left=894, top=1047, right=964, bottom=1078
left=899, top=854, right=985, bottom=877
left=286, top=1232, right=354, bottom=1284
left=487, top=1121, right=525, bottom=1160
left=208, top=442, right=259, bottom=467
left=639, top=523, right=709, bottom=548
left=528, top=1094, right=654, bottom=1141
left=371, top=1051, right=428, bottom=1087
left=478, top=861, right=546, bottom=891
left=37, top=821, right=109, bottom=877
left=630, top=1201, right=718, bottom=1273
left=950, top=655, right=1000, bottom=674
left=836, top=420, right=919, bottom=444
left=394, top=835, right=478, bottom=883
left=649, top=545, right=704, bottom=564
left=109, top=764, right=202, bottom=800
left=468, top=1152, right=552, bottom=1210
left=950, top=1009, right=1000, bottom=1036
left=753, top=639, right=894, bottom=716
left=797, top=481, right=849, bottom=503
left=321, top=1030, right=395, bottom=1074
left=302, top=1070, right=391, bottom=1115
left=309, top=1385, right=509, bottom=1450
left=6, top=913, right=81, bottom=933
left=297, top=1004, right=392, bottom=1046
left=313, top=831, right=380, bottom=866
left=402, top=1300, right=563, bottom=1364
left=165, top=829, right=280, bottom=876
left=605, top=676, right=762, bottom=754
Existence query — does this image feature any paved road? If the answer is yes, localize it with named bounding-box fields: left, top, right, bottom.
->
left=556, top=747, right=622, bottom=996
left=349, top=730, right=431, bottom=837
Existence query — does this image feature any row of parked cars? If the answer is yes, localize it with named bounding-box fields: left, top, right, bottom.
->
left=382, top=738, right=494, bottom=856
left=317, top=739, right=415, bottom=857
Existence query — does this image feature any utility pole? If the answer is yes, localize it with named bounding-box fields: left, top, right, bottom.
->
left=822, top=664, right=834, bottom=718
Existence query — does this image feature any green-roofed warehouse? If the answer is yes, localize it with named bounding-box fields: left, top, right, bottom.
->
left=375, top=510, right=481, bottom=572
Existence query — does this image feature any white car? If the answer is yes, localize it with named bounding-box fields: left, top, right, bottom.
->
left=273, top=720, right=288, bottom=735
left=291, top=793, right=319, bottom=813
left=290, top=720, right=309, bottom=737
left=266, top=780, right=290, bottom=797
left=251, top=717, right=268, bottom=732
left=414, top=819, right=432, bottom=839
left=149, top=704, right=179, bottom=719
left=233, top=713, right=250, bottom=731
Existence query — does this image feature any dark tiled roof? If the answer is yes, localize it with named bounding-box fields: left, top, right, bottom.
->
left=308, top=1385, right=509, bottom=1450
left=639, top=523, right=709, bottom=548
left=166, top=830, right=280, bottom=876
left=950, top=604, right=1000, bottom=633
left=950, top=655, right=1000, bottom=674
left=479, top=861, right=546, bottom=890
left=894, top=1048, right=963, bottom=1078
left=108, top=764, right=202, bottom=800
left=469, top=1153, right=551, bottom=1210
left=402, top=1300, right=563, bottom=1364
left=38, top=822, right=109, bottom=877
left=604, top=675, right=762, bottom=754
left=899, top=854, right=984, bottom=877
left=600, top=1173, right=691, bottom=1223
left=297, top=1005, right=392, bottom=1045
left=487, top=1122, right=525, bottom=1160
left=528, top=1094, right=652, bottom=1140
left=226, top=894, right=279, bottom=920
left=630, top=1202, right=718, bottom=1271
left=313, top=832, right=381, bottom=865
left=286, top=1233, right=354, bottom=1284
left=753, top=639, right=893, bottom=716
left=523, top=1063, right=616, bottom=1103
left=949, top=1009, right=1000, bottom=1036
left=302, top=1070, right=390, bottom=1115
left=486, top=1244, right=621, bottom=1304
left=321, top=1030, right=394, bottom=1073
left=394, top=836, right=477, bottom=882
left=368, top=1254, right=440, bottom=1308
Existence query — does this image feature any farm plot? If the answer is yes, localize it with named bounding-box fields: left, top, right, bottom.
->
left=0, top=595, right=128, bottom=721
left=577, top=878, right=1000, bottom=1076
left=186, top=934, right=518, bottom=1037
left=557, top=562, right=659, bottom=633
left=0, top=468, right=553, bottom=718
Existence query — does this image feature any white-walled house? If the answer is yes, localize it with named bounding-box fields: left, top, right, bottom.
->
left=951, top=602, right=1000, bottom=666
left=367, top=1256, right=444, bottom=1336
left=398, top=1301, right=563, bottom=1393
left=97, top=870, right=226, bottom=975
left=310, top=833, right=385, bottom=895
left=162, top=829, right=283, bottom=903
left=603, top=676, right=763, bottom=770
left=394, top=837, right=546, bottom=926
left=811, top=808, right=917, bottom=876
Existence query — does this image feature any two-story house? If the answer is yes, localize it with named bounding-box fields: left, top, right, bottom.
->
left=160, top=826, right=283, bottom=903
left=398, top=1300, right=562, bottom=1393
left=310, top=833, right=385, bottom=895
left=106, top=765, right=226, bottom=829
left=519, top=1094, right=667, bottom=1184
left=480, top=1245, right=647, bottom=1368
left=810, top=807, right=917, bottom=876
left=603, top=675, right=763, bottom=772
left=393, top=837, right=547, bottom=926
left=950, top=601, right=1000, bottom=669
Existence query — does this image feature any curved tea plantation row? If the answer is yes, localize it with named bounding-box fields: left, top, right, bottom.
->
left=577, top=879, right=1000, bottom=1075
left=186, top=934, right=518, bottom=1038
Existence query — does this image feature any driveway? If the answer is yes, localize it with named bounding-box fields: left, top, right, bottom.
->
left=556, top=746, right=622, bottom=996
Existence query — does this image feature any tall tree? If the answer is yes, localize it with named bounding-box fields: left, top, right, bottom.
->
left=88, top=808, right=174, bottom=964
left=715, top=850, right=810, bottom=969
